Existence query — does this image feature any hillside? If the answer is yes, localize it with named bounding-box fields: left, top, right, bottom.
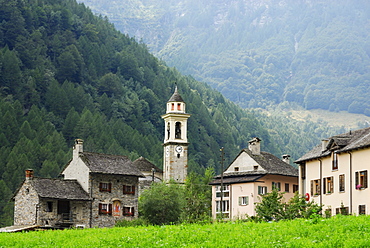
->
left=79, top=0, right=370, bottom=115
left=0, top=0, right=284, bottom=227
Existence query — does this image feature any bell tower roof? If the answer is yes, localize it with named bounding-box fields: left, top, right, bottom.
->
left=168, top=86, right=184, bottom=102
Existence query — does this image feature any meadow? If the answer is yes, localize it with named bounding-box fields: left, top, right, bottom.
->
left=1, top=215, right=370, bottom=247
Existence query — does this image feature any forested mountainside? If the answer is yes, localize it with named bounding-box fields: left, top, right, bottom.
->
left=0, top=0, right=348, bottom=227
left=80, top=0, right=370, bottom=115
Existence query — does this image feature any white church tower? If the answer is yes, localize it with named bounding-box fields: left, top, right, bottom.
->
left=162, top=86, right=191, bottom=183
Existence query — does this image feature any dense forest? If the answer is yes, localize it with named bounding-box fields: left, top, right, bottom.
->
left=80, top=0, right=370, bottom=115
left=0, top=0, right=349, bottom=227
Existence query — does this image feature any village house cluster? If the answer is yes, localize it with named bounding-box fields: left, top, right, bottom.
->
left=5, top=87, right=370, bottom=231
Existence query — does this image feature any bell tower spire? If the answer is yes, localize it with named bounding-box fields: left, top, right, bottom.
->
left=162, top=85, right=191, bottom=183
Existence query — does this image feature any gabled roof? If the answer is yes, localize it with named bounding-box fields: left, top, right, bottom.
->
left=295, top=127, right=370, bottom=163
left=133, top=157, right=163, bottom=173
left=209, top=175, right=264, bottom=185
left=224, top=149, right=298, bottom=177
left=210, top=149, right=298, bottom=185
left=168, top=86, right=184, bottom=102
left=14, top=178, right=91, bottom=201
left=79, top=152, right=144, bottom=177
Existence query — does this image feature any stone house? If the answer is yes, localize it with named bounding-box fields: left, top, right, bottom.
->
left=13, top=139, right=144, bottom=228
left=210, top=138, right=298, bottom=219
left=295, top=126, right=370, bottom=216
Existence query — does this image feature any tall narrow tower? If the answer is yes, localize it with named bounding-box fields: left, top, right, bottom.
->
left=162, top=86, right=191, bottom=183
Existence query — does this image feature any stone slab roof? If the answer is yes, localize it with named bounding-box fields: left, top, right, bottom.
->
left=295, top=127, right=370, bottom=163
left=209, top=175, right=264, bottom=185
left=32, top=178, right=91, bottom=200
left=168, top=86, right=184, bottom=102
left=80, top=152, right=144, bottom=177
left=222, top=149, right=298, bottom=177
left=133, top=156, right=163, bottom=173
left=210, top=149, right=298, bottom=185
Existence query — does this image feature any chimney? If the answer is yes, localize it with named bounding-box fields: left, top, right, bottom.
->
left=25, top=169, right=34, bottom=180
left=73, top=139, right=84, bottom=159
left=322, top=139, right=329, bottom=152
left=282, top=154, right=290, bottom=164
left=248, top=137, right=261, bottom=155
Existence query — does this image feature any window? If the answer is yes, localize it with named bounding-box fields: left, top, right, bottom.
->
left=216, top=200, right=229, bottom=213
left=171, top=103, right=174, bottom=110
left=359, top=205, right=366, bottom=215
left=272, top=182, right=281, bottom=191
left=323, top=176, right=333, bottom=194
left=215, top=185, right=230, bottom=198
left=285, top=183, right=289, bottom=192
left=177, top=103, right=181, bottom=111
left=254, top=165, right=258, bottom=171
left=355, top=170, right=368, bottom=189
left=311, top=179, right=321, bottom=196
left=99, top=182, right=112, bottom=192
left=332, top=152, right=338, bottom=170
left=336, top=206, right=348, bottom=215
left=339, top=174, right=345, bottom=192
left=293, top=184, right=299, bottom=193
left=258, top=186, right=267, bottom=195
left=123, top=185, right=135, bottom=195
left=239, top=196, right=249, bottom=206
left=123, top=207, right=135, bottom=216
left=325, top=208, right=332, bottom=217
left=46, top=202, right=53, bottom=212
left=99, top=203, right=112, bottom=215
left=234, top=167, right=239, bottom=172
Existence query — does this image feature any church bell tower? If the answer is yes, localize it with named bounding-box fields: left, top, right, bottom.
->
left=162, top=86, right=191, bottom=183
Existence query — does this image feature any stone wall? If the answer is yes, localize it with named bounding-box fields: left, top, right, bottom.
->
left=37, top=200, right=90, bottom=227
left=14, top=180, right=39, bottom=225
left=90, top=174, right=139, bottom=228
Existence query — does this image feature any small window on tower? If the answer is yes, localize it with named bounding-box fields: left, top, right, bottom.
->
left=177, top=103, right=181, bottom=111
left=171, top=103, right=174, bottom=110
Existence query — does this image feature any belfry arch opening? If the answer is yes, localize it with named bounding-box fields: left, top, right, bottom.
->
left=175, top=122, right=181, bottom=139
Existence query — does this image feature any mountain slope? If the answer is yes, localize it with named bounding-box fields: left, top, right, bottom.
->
left=79, top=0, right=370, bottom=115
left=0, top=0, right=281, bottom=226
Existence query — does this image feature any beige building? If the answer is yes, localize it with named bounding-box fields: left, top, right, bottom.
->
left=210, top=138, right=298, bottom=219
left=296, top=127, right=370, bottom=216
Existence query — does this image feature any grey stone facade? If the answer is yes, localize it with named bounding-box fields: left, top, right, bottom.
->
left=90, top=174, right=139, bottom=228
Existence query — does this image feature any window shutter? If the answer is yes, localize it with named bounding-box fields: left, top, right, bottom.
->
left=330, top=177, right=334, bottom=192
left=108, top=183, right=112, bottom=192
left=132, top=186, right=135, bottom=195
left=108, top=204, right=112, bottom=215
left=123, top=185, right=126, bottom=193
left=99, top=203, right=102, bottom=214
left=318, top=179, right=321, bottom=195
left=323, top=178, right=326, bottom=194
left=131, top=207, right=135, bottom=216
left=310, top=181, right=313, bottom=196
left=99, top=183, right=102, bottom=192
left=364, top=171, right=368, bottom=188
left=355, top=171, right=359, bottom=188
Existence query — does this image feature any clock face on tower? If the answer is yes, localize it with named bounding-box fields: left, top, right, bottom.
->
left=175, top=145, right=183, bottom=153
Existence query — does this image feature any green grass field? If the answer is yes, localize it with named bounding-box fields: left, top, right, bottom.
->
left=1, top=215, right=370, bottom=247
